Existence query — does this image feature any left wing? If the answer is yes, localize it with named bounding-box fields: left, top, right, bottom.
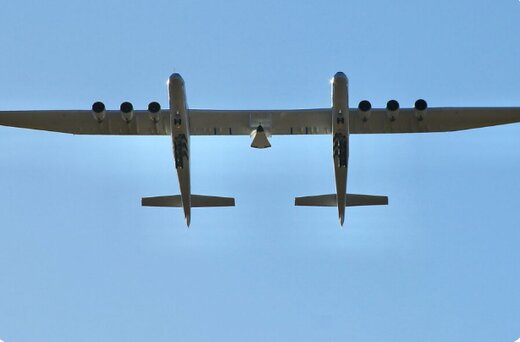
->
left=0, top=110, right=171, bottom=135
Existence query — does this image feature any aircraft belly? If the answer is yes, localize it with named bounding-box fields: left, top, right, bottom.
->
left=331, top=72, right=349, bottom=225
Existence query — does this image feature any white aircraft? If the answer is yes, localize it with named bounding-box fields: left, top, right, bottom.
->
left=1, top=72, right=520, bottom=226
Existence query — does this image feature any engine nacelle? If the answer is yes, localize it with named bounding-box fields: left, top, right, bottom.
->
left=92, top=101, right=106, bottom=123
left=414, top=99, right=427, bottom=121
left=386, top=100, right=399, bottom=121
left=148, top=101, right=161, bottom=122
left=120, top=102, right=134, bottom=123
left=358, top=100, right=372, bottom=122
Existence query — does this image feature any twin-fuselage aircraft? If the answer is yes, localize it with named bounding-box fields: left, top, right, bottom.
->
left=1, top=72, right=520, bottom=226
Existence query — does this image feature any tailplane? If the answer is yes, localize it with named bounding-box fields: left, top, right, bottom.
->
left=295, top=194, right=388, bottom=207
left=142, top=194, right=235, bottom=207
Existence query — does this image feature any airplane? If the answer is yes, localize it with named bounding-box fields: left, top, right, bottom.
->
left=1, top=71, right=520, bottom=227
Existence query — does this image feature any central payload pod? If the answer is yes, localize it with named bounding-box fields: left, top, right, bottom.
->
left=251, top=125, right=271, bottom=148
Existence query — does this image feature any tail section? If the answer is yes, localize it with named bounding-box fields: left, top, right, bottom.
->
left=142, top=194, right=235, bottom=207
left=295, top=194, right=388, bottom=207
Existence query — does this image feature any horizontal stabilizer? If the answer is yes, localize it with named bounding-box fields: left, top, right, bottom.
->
left=191, top=194, right=235, bottom=207
left=295, top=194, right=388, bottom=207
left=142, top=194, right=235, bottom=207
left=295, top=194, right=337, bottom=206
left=346, top=194, right=389, bottom=207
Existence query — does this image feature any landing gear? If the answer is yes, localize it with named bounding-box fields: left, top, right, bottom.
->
left=174, top=134, right=188, bottom=169
left=333, top=133, right=347, bottom=167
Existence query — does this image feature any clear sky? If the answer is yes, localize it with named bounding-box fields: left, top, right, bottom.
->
left=0, top=0, right=519, bottom=341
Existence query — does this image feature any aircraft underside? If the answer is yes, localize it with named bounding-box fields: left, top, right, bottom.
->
left=1, top=72, right=520, bottom=227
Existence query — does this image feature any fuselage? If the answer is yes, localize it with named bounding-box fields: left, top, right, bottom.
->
left=168, top=73, right=192, bottom=226
left=331, top=72, right=349, bottom=225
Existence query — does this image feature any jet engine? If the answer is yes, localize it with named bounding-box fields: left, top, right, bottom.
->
left=358, top=100, right=372, bottom=122
left=414, top=99, right=427, bottom=121
left=386, top=100, right=399, bottom=121
left=92, top=101, right=106, bottom=122
left=148, top=101, right=161, bottom=122
left=120, top=102, right=134, bottom=123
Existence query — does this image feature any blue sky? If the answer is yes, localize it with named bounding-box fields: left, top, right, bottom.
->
left=0, top=0, right=519, bottom=341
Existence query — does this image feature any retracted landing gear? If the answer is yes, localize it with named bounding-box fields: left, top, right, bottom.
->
left=174, top=134, right=188, bottom=169
left=333, top=133, right=347, bottom=167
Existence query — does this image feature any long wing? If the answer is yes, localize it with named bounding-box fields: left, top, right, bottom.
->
left=1, top=107, right=520, bottom=135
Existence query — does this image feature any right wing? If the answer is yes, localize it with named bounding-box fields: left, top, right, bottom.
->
left=349, top=107, right=520, bottom=134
